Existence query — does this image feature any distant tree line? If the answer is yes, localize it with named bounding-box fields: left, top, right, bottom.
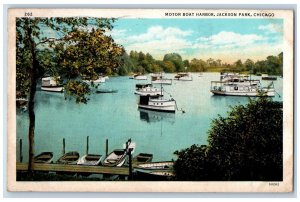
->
left=117, top=51, right=283, bottom=76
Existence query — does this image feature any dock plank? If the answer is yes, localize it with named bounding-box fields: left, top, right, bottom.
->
left=16, top=163, right=129, bottom=175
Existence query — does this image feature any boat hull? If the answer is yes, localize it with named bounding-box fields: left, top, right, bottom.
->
left=210, top=90, right=275, bottom=97
left=41, top=86, right=64, bottom=93
left=138, top=104, right=176, bottom=113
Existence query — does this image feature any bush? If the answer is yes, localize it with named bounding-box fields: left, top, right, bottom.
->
left=174, top=98, right=283, bottom=181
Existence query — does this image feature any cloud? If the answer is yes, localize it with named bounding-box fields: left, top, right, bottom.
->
left=195, top=31, right=266, bottom=49
left=258, top=23, right=283, bottom=34
left=129, top=26, right=192, bottom=42
left=112, top=26, right=193, bottom=58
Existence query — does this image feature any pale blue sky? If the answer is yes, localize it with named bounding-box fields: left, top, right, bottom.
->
left=110, top=18, right=283, bottom=63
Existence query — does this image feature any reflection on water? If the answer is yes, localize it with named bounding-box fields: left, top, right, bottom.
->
left=139, top=109, right=175, bottom=124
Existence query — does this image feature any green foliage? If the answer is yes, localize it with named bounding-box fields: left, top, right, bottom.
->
left=174, top=98, right=283, bottom=181
left=163, top=53, right=184, bottom=72
left=16, top=17, right=123, bottom=171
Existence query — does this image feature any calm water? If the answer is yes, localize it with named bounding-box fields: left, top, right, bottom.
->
left=16, top=73, right=283, bottom=162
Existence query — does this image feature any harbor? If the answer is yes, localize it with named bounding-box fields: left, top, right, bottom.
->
left=16, top=72, right=283, bottom=180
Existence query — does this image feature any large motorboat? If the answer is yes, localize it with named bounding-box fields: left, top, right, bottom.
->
left=151, top=73, right=172, bottom=85
left=134, top=84, right=163, bottom=96
left=174, top=72, right=193, bottom=81
left=138, top=95, right=176, bottom=113
left=210, top=80, right=275, bottom=97
left=41, top=77, right=64, bottom=92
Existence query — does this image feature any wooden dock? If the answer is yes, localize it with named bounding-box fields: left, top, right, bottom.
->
left=16, top=163, right=129, bottom=175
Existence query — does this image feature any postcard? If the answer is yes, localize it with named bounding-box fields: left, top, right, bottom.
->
left=7, top=8, right=294, bottom=192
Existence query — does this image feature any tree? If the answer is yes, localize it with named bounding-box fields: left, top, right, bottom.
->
left=174, top=97, right=283, bottom=181
left=244, top=59, right=255, bottom=72
left=163, top=53, right=184, bottom=72
left=16, top=17, right=123, bottom=171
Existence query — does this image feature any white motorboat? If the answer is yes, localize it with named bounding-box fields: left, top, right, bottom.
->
left=103, top=140, right=136, bottom=167
left=151, top=73, right=172, bottom=85
left=210, top=81, right=275, bottom=97
left=41, top=77, right=64, bottom=92
left=134, top=84, right=163, bottom=96
left=174, top=72, right=193, bottom=81
left=138, top=95, right=176, bottom=113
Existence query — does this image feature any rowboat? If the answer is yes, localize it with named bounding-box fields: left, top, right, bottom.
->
left=56, top=151, right=80, bottom=165
left=132, top=153, right=153, bottom=164
left=103, top=141, right=136, bottom=167
left=77, top=154, right=103, bottom=166
left=34, top=152, right=54, bottom=164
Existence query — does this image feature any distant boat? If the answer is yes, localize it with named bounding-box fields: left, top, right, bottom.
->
left=174, top=72, right=193, bottom=81
left=83, top=76, right=106, bottom=84
left=151, top=73, right=172, bottom=85
left=103, top=140, right=136, bottom=167
left=56, top=151, right=80, bottom=165
left=16, top=97, right=28, bottom=111
left=130, top=74, right=147, bottom=80
left=132, top=153, right=153, bottom=164
left=262, top=74, right=277, bottom=80
left=34, top=152, right=54, bottom=164
left=41, top=77, right=64, bottom=93
left=134, top=84, right=163, bottom=96
left=77, top=154, right=103, bottom=166
left=96, top=89, right=118, bottom=93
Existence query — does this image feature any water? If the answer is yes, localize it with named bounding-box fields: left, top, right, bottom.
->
left=16, top=73, right=283, bottom=163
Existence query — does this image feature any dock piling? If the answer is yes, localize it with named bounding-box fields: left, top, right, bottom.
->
left=63, top=138, right=65, bottom=155
left=105, top=139, right=108, bottom=157
left=128, top=148, right=133, bottom=180
left=86, top=136, right=89, bottom=155
left=19, top=139, right=23, bottom=163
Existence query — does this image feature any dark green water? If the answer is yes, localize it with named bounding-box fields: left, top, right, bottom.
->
left=16, top=73, right=283, bottom=162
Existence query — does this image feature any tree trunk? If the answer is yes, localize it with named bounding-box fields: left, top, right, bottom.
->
left=27, top=25, right=38, bottom=172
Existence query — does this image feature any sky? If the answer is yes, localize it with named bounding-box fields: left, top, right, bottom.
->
left=109, top=18, right=283, bottom=63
